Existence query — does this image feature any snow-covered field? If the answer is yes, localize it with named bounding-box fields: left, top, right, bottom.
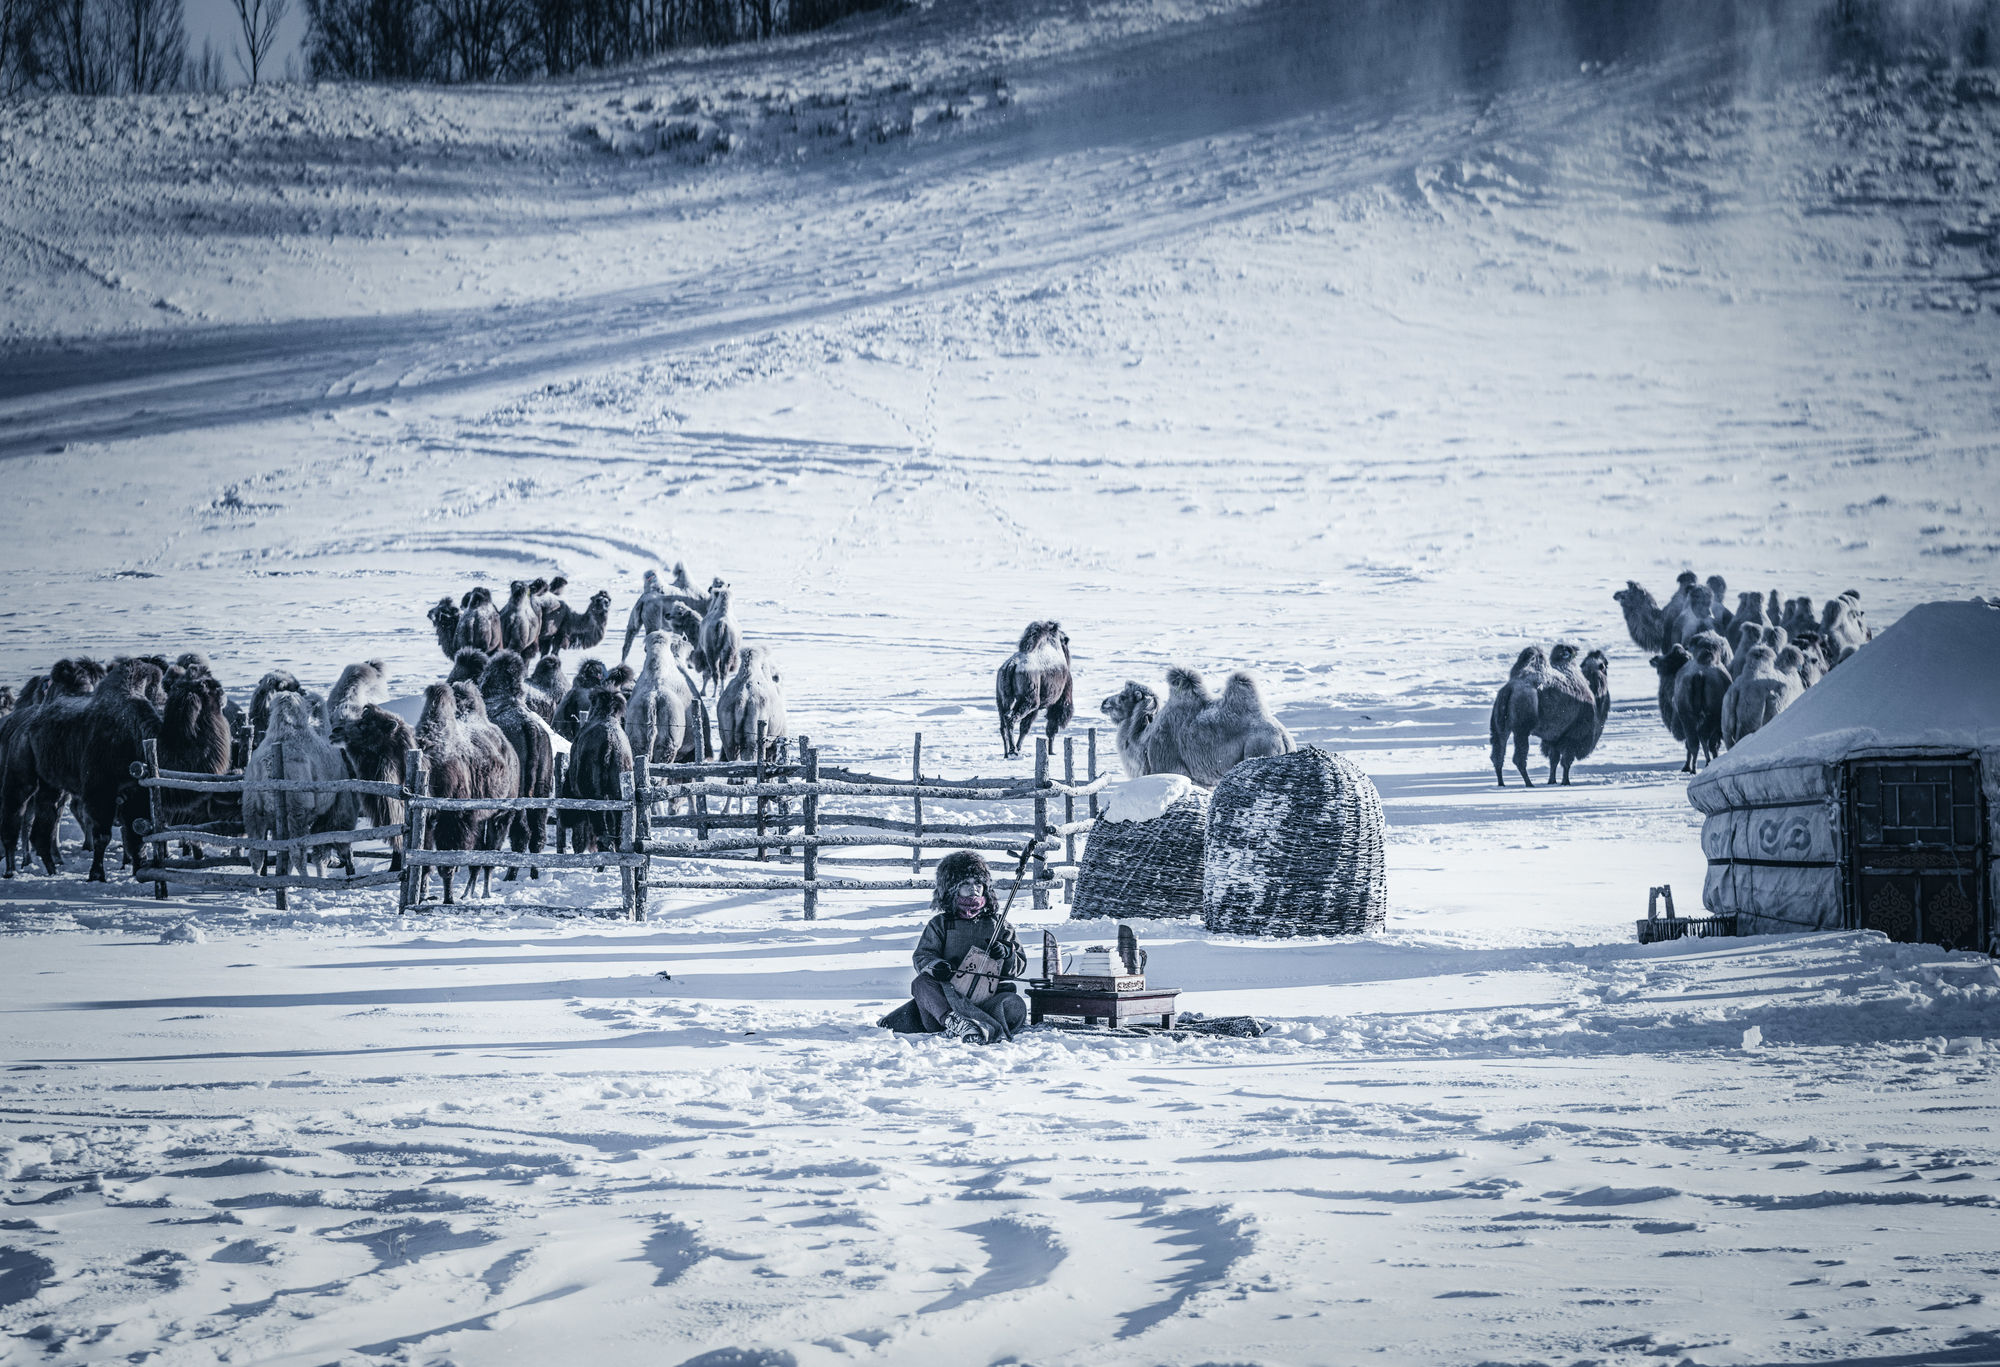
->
left=2, top=0, right=1998, bottom=1361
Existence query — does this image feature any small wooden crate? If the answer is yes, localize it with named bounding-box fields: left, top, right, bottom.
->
left=1636, top=913, right=1739, bottom=944
left=1635, top=883, right=1738, bottom=944
left=1028, top=983, right=1180, bottom=1028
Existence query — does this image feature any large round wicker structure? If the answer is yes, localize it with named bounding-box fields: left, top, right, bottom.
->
left=1069, top=777, right=1210, bottom=921
left=1202, top=746, right=1387, bottom=937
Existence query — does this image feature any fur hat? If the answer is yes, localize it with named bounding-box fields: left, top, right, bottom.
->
left=933, top=850, right=999, bottom=916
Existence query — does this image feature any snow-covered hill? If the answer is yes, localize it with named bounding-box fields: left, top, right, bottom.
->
left=1, top=0, right=1997, bottom=1362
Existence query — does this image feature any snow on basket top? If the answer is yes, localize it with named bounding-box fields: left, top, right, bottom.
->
left=1099, top=774, right=1195, bottom=824
left=1688, top=599, right=2000, bottom=814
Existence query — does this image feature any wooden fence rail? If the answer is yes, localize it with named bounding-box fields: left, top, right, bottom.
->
left=127, top=729, right=1106, bottom=922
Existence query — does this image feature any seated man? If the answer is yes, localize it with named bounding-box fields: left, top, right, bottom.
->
left=891, top=850, right=1029, bottom=1043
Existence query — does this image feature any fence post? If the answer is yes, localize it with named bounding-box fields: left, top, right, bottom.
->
left=911, top=731, right=923, bottom=877
left=802, top=738, right=818, bottom=921
left=1032, top=738, right=1049, bottom=910
left=269, top=739, right=289, bottom=912
left=1062, top=735, right=1076, bottom=905
left=551, top=752, right=567, bottom=855
left=400, top=750, right=427, bottom=911
left=778, top=737, right=793, bottom=860
left=618, top=769, right=637, bottom=920
left=755, top=720, right=769, bottom=861
left=142, top=738, right=168, bottom=899
left=1088, top=728, right=1099, bottom=819
left=631, top=763, right=650, bottom=922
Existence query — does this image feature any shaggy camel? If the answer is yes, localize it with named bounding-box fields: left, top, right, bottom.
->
left=326, top=660, right=389, bottom=741
left=556, top=659, right=609, bottom=741
left=480, top=650, right=556, bottom=880
left=719, top=646, right=787, bottom=761
left=499, top=581, right=541, bottom=662
left=1614, top=581, right=1667, bottom=654
left=698, top=585, right=742, bottom=697
left=1820, top=592, right=1871, bottom=663
left=12, top=659, right=164, bottom=881
left=563, top=690, right=633, bottom=856
left=1721, top=644, right=1800, bottom=749
left=244, top=692, right=358, bottom=878
left=455, top=586, right=504, bottom=656
left=556, top=590, right=613, bottom=653
left=624, top=631, right=694, bottom=767
left=1538, top=645, right=1610, bottom=786
left=623, top=571, right=673, bottom=663
left=526, top=655, right=567, bottom=725
left=154, top=673, right=236, bottom=850
left=1648, top=644, right=1692, bottom=743
left=994, top=621, right=1073, bottom=760
left=427, top=598, right=460, bottom=660
left=447, top=648, right=489, bottom=686
left=0, top=660, right=110, bottom=873
left=1100, top=681, right=1160, bottom=781
left=339, top=704, right=416, bottom=871
left=1673, top=641, right=1731, bottom=773
left=1139, top=666, right=1293, bottom=787
left=412, top=683, right=510, bottom=905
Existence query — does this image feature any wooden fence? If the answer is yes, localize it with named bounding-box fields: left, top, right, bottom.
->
left=130, top=729, right=1110, bottom=921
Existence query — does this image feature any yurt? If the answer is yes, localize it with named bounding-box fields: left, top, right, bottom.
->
left=1687, top=599, right=1999, bottom=954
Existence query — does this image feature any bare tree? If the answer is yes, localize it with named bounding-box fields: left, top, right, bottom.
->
left=35, top=0, right=121, bottom=92
left=120, top=0, right=185, bottom=89
left=227, top=0, right=285, bottom=82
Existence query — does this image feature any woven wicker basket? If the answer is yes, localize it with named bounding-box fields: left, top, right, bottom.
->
left=1069, top=786, right=1210, bottom=921
left=1202, top=746, right=1387, bottom=937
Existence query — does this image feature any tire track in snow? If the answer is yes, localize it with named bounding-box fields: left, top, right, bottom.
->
left=0, top=58, right=1710, bottom=458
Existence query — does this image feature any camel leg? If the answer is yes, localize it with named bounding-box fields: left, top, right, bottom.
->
left=0, top=796, right=22, bottom=878
left=527, top=804, right=545, bottom=880
left=32, top=797, right=62, bottom=875
left=441, top=866, right=455, bottom=906
left=1511, top=727, right=1534, bottom=788
left=504, top=808, right=524, bottom=883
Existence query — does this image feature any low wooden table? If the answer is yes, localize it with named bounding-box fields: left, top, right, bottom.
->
left=1027, top=983, right=1180, bottom=1029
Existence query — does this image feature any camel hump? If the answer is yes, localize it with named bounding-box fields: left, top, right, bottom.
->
left=1219, top=670, right=1267, bottom=712
left=1164, top=665, right=1207, bottom=696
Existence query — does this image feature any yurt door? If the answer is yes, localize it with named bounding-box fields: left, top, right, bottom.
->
left=1846, top=758, right=1988, bottom=952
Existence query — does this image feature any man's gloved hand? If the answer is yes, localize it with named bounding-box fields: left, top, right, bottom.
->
left=927, top=961, right=954, bottom=982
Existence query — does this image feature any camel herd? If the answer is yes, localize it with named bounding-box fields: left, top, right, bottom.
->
left=1489, top=573, right=1877, bottom=786
left=0, top=565, right=795, bottom=904
left=1618, top=573, right=1873, bottom=773
left=1481, top=571, right=1876, bottom=787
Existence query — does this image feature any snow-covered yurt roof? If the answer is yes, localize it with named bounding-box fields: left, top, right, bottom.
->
left=1689, top=599, right=2000, bottom=815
